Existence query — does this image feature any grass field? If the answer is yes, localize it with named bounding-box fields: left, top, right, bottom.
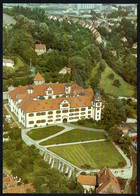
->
left=72, top=119, right=105, bottom=129
left=27, top=126, right=64, bottom=140
left=88, top=62, right=135, bottom=97
left=48, top=141, right=126, bottom=169
left=40, top=129, right=106, bottom=145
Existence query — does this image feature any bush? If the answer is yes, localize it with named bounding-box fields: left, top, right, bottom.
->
left=108, top=73, right=114, bottom=79
left=118, top=161, right=125, bottom=167
left=113, top=79, right=121, bottom=87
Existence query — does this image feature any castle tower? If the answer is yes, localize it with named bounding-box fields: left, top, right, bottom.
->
left=33, top=72, right=45, bottom=85
left=92, top=91, right=102, bottom=121
left=65, top=83, right=71, bottom=94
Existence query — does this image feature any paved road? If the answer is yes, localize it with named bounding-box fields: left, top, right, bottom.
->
left=43, top=139, right=107, bottom=148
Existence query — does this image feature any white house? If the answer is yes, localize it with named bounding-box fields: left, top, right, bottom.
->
left=8, top=73, right=104, bottom=128
left=121, top=36, right=127, bottom=42
left=3, top=59, right=14, bottom=68
left=59, top=67, right=71, bottom=75
left=77, top=175, right=96, bottom=193
left=35, top=44, right=46, bottom=55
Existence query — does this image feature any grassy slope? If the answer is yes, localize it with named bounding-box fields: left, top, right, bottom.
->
left=40, top=129, right=106, bottom=145
left=48, top=141, right=126, bottom=169
left=89, top=62, right=135, bottom=97
left=27, top=126, right=64, bottom=140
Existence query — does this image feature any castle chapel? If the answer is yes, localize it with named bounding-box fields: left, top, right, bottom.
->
left=8, top=73, right=104, bottom=128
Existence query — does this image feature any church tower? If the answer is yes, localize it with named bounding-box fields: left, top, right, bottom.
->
left=33, top=72, right=45, bottom=85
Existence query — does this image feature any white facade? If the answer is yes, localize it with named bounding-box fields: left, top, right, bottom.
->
left=3, top=59, right=14, bottom=68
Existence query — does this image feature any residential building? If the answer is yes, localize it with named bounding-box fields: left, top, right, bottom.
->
left=77, top=175, right=96, bottom=193
left=132, top=42, right=137, bottom=49
left=96, top=167, right=121, bottom=193
left=3, top=176, right=17, bottom=190
left=59, top=67, right=71, bottom=75
left=117, top=126, right=129, bottom=135
left=111, top=50, right=117, bottom=56
left=121, top=36, right=127, bottom=42
left=8, top=73, right=104, bottom=128
left=3, top=59, right=14, bottom=68
left=35, top=44, right=46, bottom=55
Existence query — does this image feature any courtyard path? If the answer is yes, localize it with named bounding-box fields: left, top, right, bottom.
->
left=41, top=138, right=106, bottom=148
left=35, top=123, right=105, bottom=145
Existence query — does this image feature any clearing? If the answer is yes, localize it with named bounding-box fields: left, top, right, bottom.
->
left=88, top=62, right=135, bottom=97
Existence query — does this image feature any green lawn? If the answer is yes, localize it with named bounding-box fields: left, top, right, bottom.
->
left=27, top=126, right=64, bottom=140
left=72, top=119, right=105, bottom=129
left=48, top=141, right=126, bottom=169
left=40, top=129, right=106, bottom=145
left=88, top=62, right=135, bottom=97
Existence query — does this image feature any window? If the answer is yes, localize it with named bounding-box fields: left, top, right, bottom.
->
left=48, top=111, right=53, bottom=114
left=48, top=90, right=52, bottom=94
left=70, top=109, right=74, bottom=112
left=97, top=112, right=99, bottom=115
left=97, top=108, right=100, bottom=110
left=81, top=112, right=85, bottom=115
left=88, top=111, right=91, bottom=114
left=88, top=106, right=91, bottom=109
left=56, top=115, right=61, bottom=117
left=41, top=120, right=45, bottom=123
left=81, top=116, right=85, bottom=119
left=62, top=104, right=68, bottom=107
left=29, top=113, right=34, bottom=117
left=36, top=113, right=40, bottom=116
left=48, top=96, right=52, bottom=99
left=97, top=103, right=100, bottom=106
left=56, top=95, right=59, bottom=98
left=56, top=119, right=61, bottom=121
left=48, top=120, right=53, bottom=122
left=75, top=113, right=79, bottom=115
left=62, top=110, right=68, bottom=113
left=41, top=112, right=46, bottom=115
left=88, top=115, right=91, bottom=118
left=48, top=116, right=53, bottom=118
left=74, top=117, right=79, bottom=119
left=81, top=108, right=85, bottom=111
left=29, top=121, right=34, bottom=124
left=69, top=117, right=74, bottom=120
left=34, top=125, right=37, bottom=127
left=62, top=95, right=66, bottom=97
left=69, top=113, right=73, bottom=116
left=75, top=109, right=79, bottom=112
left=36, top=120, right=41, bottom=123
left=56, top=110, right=61, bottom=114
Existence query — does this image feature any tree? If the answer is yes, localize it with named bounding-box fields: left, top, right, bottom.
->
left=108, top=125, right=122, bottom=143
left=108, top=73, right=114, bottom=80
left=113, top=79, right=121, bottom=87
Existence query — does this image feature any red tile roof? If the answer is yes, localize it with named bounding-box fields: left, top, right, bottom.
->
left=77, top=175, right=96, bottom=186
left=19, top=94, right=93, bottom=113
left=33, top=72, right=45, bottom=81
left=35, top=44, right=46, bottom=50
left=3, top=183, right=35, bottom=193
left=96, top=167, right=121, bottom=193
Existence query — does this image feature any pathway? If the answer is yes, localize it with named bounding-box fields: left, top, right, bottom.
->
left=42, top=139, right=107, bottom=148
left=4, top=104, right=22, bottom=129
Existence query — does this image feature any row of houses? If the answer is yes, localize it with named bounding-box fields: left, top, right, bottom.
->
left=47, top=15, right=102, bottom=43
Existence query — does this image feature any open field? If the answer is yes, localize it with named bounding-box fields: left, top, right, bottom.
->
left=88, top=62, right=135, bottom=97
left=27, top=126, right=64, bottom=140
left=40, top=129, right=106, bottom=145
left=3, top=13, right=16, bottom=26
left=48, top=141, right=126, bottom=169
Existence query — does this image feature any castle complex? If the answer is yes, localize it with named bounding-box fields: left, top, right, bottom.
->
left=8, top=73, right=104, bottom=128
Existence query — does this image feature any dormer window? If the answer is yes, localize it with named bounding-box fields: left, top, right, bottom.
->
left=27, top=86, right=34, bottom=94
left=45, top=87, right=53, bottom=95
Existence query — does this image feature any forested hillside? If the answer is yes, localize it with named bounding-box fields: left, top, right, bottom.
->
left=3, top=6, right=137, bottom=97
